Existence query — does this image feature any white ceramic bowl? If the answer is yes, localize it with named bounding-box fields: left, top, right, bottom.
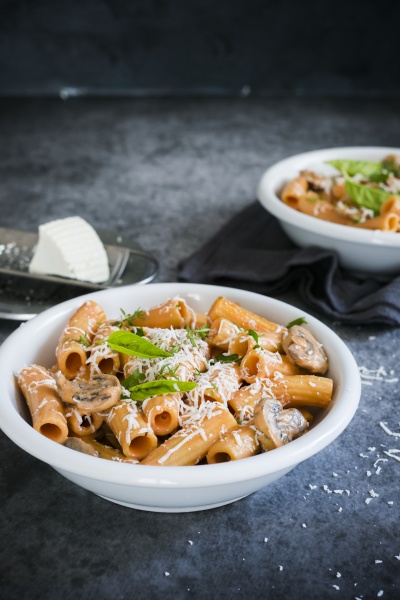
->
left=0, top=283, right=360, bottom=512
left=257, top=146, right=400, bottom=277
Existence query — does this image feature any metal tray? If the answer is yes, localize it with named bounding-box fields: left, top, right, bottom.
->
left=0, top=227, right=159, bottom=321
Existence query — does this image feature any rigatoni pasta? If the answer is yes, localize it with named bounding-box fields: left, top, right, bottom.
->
left=280, top=154, right=400, bottom=231
left=18, top=295, right=333, bottom=466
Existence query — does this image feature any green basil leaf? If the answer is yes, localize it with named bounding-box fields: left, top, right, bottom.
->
left=248, top=329, right=259, bottom=344
left=107, top=331, right=173, bottom=359
left=121, top=370, right=146, bottom=389
left=129, top=380, right=197, bottom=401
left=286, top=317, right=307, bottom=329
left=327, top=159, right=382, bottom=178
left=345, top=178, right=392, bottom=214
left=213, top=353, right=242, bottom=363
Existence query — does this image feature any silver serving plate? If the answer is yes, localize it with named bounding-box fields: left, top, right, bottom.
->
left=0, top=227, right=159, bottom=321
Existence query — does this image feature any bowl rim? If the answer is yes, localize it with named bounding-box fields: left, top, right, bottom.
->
left=257, top=145, right=400, bottom=248
left=0, top=282, right=361, bottom=488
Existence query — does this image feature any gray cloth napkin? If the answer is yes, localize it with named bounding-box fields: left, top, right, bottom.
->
left=178, top=201, right=400, bottom=326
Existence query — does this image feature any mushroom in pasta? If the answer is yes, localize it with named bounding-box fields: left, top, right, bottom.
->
left=65, top=437, right=98, bottom=456
left=254, top=397, right=308, bottom=451
left=55, top=372, right=121, bottom=414
left=281, top=325, right=328, bottom=375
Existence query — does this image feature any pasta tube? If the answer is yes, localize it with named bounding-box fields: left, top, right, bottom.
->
left=354, top=212, right=399, bottom=231
left=56, top=300, right=106, bottom=379
left=228, top=380, right=266, bottom=421
left=142, top=394, right=180, bottom=436
left=141, top=403, right=237, bottom=466
left=65, top=407, right=104, bottom=436
left=208, top=297, right=283, bottom=334
left=18, top=365, right=68, bottom=444
left=107, top=400, right=158, bottom=460
left=186, top=363, right=242, bottom=407
left=251, top=331, right=283, bottom=352
left=87, top=322, right=120, bottom=376
left=206, top=425, right=260, bottom=463
left=268, top=375, right=333, bottom=408
left=380, top=195, right=400, bottom=217
left=331, top=181, right=346, bottom=200
left=297, top=193, right=350, bottom=226
left=208, top=318, right=240, bottom=351
left=240, top=349, right=302, bottom=383
left=281, top=176, right=308, bottom=209
left=127, top=297, right=196, bottom=329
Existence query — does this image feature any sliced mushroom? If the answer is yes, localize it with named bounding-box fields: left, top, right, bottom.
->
left=281, top=326, right=328, bottom=375
left=65, top=436, right=133, bottom=462
left=65, top=437, right=98, bottom=456
left=55, top=372, right=121, bottom=414
left=254, top=397, right=308, bottom=450
left=300, top=169, right=331, bottom=195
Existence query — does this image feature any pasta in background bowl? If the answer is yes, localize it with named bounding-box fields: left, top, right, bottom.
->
left=0, top=283, right=360, bottom=512
left=257, top=147, right=400, bottom=278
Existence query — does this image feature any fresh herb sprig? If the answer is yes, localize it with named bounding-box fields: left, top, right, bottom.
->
left=248, top=329, right=260, bottom=349
left=286, top=317, right=307, bottom=329
left=116, top=308, right=145, bottom=329
left=213, top=353, right=242, bottom=364
left=185, top=324, right=211, bottom=347
left=73, top=334, right=90, bottom=348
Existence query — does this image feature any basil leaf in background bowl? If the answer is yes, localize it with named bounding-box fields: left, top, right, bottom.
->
left=344, top=178, right=393, bottom=214
left=326, top=159, right=383, bottom=178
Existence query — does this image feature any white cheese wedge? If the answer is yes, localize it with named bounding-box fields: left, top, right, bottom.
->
left=29, top=216, right=110, bottom=283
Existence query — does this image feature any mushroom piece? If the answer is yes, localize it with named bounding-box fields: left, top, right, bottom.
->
left=300, top=169, right=331, bottom=195
left=65, top=437, right=98, bottom=456
left=281, top=325, right=328, bottom=375
left=254, top=397, right=308, bottom=450
left=55, top=372, right=121, bottom=414
left=65, top=436, right=134, bottom=462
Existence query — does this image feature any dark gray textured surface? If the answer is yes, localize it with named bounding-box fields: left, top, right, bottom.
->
left=1, top=0, right=400, bottom=97
left=0, top=98, right=399, bottom=599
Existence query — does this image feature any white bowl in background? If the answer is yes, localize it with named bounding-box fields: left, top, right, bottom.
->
left=0, top=283, right=360, bottom=512
left=257, top=146, right=400, bottom=277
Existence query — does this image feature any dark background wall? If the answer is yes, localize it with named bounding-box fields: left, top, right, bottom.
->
left=0, top=0, right=399, bottom=97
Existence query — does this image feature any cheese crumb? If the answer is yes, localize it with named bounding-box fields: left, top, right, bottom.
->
left=375, top=560, right=382, bottom=564
left=165, top=572, right=170, bottom=576
left=379, top=422, right=400, bottom=438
